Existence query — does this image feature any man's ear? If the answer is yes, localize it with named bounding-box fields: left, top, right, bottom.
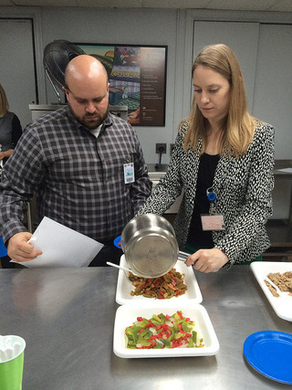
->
left=62, top=86, right=69, bottom=97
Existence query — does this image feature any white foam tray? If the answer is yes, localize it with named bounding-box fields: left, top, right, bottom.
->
left=113, top=300, right=219, bottom=358
left=115, top=255, right=203, bottom=305
left=251, top=261, right=292, bottom=322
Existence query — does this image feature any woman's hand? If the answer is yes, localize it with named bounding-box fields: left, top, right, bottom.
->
left=185, top=248, right=229, bottom=273
left=7, top=232, right=43, bottom=262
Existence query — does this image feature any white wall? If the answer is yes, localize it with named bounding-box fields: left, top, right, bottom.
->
left=0, top=18, right=36, bottom=128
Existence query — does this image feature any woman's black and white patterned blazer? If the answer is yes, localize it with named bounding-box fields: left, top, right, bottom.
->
left=139, top=119, right=275, bottom=266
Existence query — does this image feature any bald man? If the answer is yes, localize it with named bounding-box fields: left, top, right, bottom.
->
left=64, top=55, right=109, bottom=130
left=0, top=55, right=152, bottom=267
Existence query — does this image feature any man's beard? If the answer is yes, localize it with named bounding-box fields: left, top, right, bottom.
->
left=68, top=102, right=109, bottom=129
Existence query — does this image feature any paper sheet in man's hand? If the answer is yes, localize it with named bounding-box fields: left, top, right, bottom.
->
left=14, top=217, right=104, bottom=268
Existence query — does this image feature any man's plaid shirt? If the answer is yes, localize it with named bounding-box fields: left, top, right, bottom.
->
left=0, top=106, right=152, bottom=244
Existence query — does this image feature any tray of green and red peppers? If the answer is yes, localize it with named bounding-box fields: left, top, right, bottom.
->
left=125, top=310, right=204, bottom=349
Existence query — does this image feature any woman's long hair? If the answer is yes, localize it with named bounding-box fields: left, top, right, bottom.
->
left=0, top=83, right=9, bottom=118
left=183, top=44, right=257, bottom=158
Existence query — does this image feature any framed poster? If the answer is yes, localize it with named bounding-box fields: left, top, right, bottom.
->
left=77, top=43, right=167, bottom=126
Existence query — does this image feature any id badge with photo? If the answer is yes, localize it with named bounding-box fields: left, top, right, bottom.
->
left=201, top=214, right=225, bottom=231
left=124, top=162, right=135, bottom=184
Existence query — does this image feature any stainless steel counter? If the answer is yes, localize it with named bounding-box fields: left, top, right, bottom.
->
left=0, top=266, right=291, bottom=389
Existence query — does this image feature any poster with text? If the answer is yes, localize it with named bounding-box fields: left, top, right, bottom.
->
left=78, top=44, right=167, bottom=126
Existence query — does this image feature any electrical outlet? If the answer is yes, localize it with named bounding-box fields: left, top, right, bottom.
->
left=170, top=143, right=175, bottom=155
left=155, top=143, right=167, bottom=154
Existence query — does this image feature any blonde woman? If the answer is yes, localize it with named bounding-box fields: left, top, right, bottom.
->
left=138, top=44, right=274, bottom=272
left=0, top=83, right=22, bottom=167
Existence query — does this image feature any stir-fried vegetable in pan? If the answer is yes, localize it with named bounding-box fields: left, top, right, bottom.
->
left=128, top=268, right=187, bottom=299
left=125, top=311, right=204, bottom=349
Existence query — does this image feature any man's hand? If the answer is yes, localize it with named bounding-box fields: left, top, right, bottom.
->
left=7, top=232, right=43, bottom=262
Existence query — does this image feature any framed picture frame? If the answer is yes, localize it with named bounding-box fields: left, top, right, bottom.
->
left=77, top=43, right=167, bottom=126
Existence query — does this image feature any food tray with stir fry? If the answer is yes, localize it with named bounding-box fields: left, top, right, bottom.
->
left=250, top=261, right=292, bottom=322
left=115, top=255, right=203, bottom=305
left=113, top=300, right=219, bottom=358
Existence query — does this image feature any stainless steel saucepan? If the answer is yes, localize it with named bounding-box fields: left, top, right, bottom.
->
left=121, top=214, right=179, bottom=278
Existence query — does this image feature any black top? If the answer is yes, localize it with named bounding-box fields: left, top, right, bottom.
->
left=187, top=152, right=220, bottom=248
left=0, top=112, right=22, bottom=164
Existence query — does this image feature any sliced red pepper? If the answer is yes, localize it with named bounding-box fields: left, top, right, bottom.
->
left=144, top=321, right=155, bottom=329
left=171, top=339, right=182, bottom=348
left=177, top=311, right=184, bottom=319
left=158, top=290, right=164, bottom=299
left=177, top=338, right=183, bottom=346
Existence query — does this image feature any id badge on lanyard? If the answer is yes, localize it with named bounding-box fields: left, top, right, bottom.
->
left=201, top=187, right=225, bottom=231
left=123, top=155, right=135, bottom=184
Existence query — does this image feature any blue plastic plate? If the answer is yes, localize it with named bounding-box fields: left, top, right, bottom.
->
left=243, top=331, right=292, bottom=385
left=113, top=235, right=122, bottom=249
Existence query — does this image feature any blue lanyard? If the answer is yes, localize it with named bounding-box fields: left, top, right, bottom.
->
left=206, top=187, right=216, bottom=215
left=206, top=187, right=216, bottom=202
